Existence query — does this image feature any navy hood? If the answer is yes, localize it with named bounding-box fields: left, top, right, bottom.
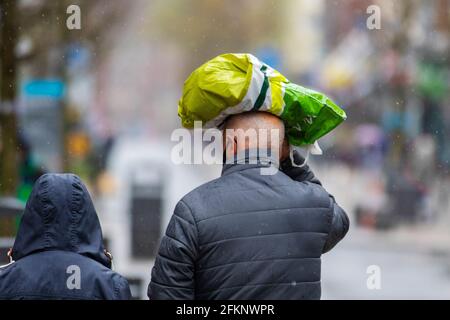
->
left=12, top=174, right=111, bottom=268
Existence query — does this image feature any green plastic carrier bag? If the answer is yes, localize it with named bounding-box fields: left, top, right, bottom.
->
left=178, top=53, right=346, bottom=153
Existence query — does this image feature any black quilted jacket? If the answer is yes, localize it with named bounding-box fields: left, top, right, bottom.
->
left=148, top=153, right=349, bottom=300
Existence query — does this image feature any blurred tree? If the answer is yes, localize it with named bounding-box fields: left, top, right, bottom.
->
left=0, top=0, right=19, bottom=196
left=1, top=0, right=128, bottom=196
left=152, top=0, right=282, bottom=76
left=39, top=0, right=127, bottom=173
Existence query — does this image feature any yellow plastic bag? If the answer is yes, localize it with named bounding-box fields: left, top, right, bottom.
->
left=179, top=53, right=346, bottom=147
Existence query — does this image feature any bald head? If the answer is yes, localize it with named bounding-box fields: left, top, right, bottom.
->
left=223, top=112, right=289, bottom=161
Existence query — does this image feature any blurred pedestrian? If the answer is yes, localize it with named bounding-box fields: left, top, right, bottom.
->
left=0, top=174, right=131, bottom=300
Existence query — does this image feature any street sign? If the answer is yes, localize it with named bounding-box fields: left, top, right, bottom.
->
left=23, top=79, right=65, bottom=99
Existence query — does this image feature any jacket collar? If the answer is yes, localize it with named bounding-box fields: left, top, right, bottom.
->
left=221, top=149, right=280, bottom=177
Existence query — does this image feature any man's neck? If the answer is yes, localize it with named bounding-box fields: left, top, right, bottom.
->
left=223, top=148, right=280, bottom=167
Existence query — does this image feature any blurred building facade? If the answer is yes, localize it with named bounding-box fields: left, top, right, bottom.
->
left=1, top=0, right=450, bottom=299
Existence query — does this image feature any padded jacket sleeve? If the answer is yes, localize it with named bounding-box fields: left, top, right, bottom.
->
left=322, top=195, right=349, bottom=253
left=280, top=152, right=349, bottom=254
left=148, top=200, right=198, bottom=300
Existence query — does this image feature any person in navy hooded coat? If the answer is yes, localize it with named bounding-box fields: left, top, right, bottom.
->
left=0, top=173, right=131, bottom=300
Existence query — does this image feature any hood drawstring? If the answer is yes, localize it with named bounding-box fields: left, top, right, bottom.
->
left=0, top=248, right=15, bottom=269
left=104, top=249, right=114, bottom=271
left=7, top=248, right=14, bottom=264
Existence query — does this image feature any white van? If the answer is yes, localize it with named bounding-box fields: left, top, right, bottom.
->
left=97, top=138, right=219, bottom=299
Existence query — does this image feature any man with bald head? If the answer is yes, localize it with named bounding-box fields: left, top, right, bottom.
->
left=222, top=111, right=286, bottom=175
left=148, top=112, right=349, bottom=300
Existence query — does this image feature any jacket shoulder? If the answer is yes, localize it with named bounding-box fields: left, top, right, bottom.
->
left=0, top=251, right=131, bottom=300
left=110, top=272, right=132, bottom=300
left=177, top=177, right=224, bottom=214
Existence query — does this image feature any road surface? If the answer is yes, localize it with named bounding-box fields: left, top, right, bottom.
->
left=322, top=228, right=450, bottom=299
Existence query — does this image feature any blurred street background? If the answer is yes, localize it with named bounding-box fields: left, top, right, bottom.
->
left=1, top=0, right=449, bottom=299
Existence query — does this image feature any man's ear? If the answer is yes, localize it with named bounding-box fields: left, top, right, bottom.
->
left=224, top=134, right=237, bottom=159
left=281, top=137, right=290, bottom=161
